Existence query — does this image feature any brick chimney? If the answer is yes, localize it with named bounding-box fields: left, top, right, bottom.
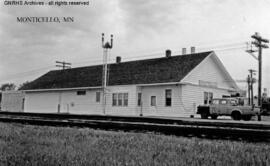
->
left=165, top=49, right=172, bottom=58
left=182, top=48, right=186, bottom=55
left=116, top=56, right=121, bottom=63
left=191, top=46, right=196, bottom=54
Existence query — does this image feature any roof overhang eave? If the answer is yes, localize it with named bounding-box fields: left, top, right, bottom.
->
left=136, top=82, right=181, bottom=87
left=21, top=86, right=102, bottom=92
left=179, top=82, right=238, bottom=92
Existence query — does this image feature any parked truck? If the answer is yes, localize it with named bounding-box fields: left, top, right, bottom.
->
left=197, top=98, right=259, bottom=121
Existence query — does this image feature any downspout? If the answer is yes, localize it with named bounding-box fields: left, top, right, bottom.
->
left=58, top=92, right=62, bottom=113
left=21, top=91, right=25, bottom=112
left=22, top=98, right=25, bottom=112
left=178, top=84, right=192, bottom=113
left=140, top=86, right=143, bottom=116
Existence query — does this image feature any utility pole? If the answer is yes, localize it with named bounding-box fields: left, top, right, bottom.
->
left=246, top=42, right=257, bottom=106
left=250, top=32, right=269, bottom=121
left=55, top=61, right=71, bottom=113
left=247, top=75, right=251, bottom=105
left=248, top=69, right=256, bottom=106
left=56, top=61, right=71, bottom=70
left=101, top=33, right=113, bottom=115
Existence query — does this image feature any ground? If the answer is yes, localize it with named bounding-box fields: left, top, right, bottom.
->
left=0, top=122, right=269, bottom=166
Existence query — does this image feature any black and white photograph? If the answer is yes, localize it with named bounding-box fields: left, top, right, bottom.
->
left=0, top=0, right=270, bottom=165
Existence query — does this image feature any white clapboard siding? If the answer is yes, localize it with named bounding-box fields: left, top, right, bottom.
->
left=137, top=53, right=235, bottom=117
left=139, top=84, right=230, bottom=117
left=61, top=90, right=102, bottom=114
left=25, top=90, right=103, bottom=114
left=24, top=85, right=138, bottom=115
left=23, top=53, right=237, bottom=117
left=181, top=84, right=230, bottom=116
left=25, top=91, right=60, bottom=113
left=182, top=53, right=235, bottom=89
left=140, top=85, right=186, bottom=117
left=104, top=85, right=138, bottom=116
left=137, top=85, right=229, bottom=117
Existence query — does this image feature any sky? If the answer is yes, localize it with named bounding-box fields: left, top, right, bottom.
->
left=0, top=0, right=270, bottom=94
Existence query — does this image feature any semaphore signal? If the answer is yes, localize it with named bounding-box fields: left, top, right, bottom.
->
left=101, top=33, right=113, bottom=115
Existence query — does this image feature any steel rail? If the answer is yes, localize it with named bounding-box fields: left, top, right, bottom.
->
left=0, top=112, right=269, bottom=142
left=0, top=111, right=269, bottom=129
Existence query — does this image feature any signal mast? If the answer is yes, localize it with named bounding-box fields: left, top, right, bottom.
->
left=101, top=33, right=113, bottom=114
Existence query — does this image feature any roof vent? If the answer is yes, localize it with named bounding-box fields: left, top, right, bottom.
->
left=116, top=56, right=121, bottom=64
left=165, top=49, right=172, bottom=58
left=191, top=46, right=195, bottom=54
left=182, top=48, right=186, bottom=55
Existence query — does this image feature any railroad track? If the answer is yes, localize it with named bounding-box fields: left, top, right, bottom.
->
left=0, top=111, right=269, bottom=142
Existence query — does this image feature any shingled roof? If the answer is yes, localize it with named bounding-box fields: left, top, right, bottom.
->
left=20, top=51, right=213, bottom=90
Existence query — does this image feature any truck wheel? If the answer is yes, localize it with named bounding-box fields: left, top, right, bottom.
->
left=231, top=111, right=241, bottom=120
left=211, top=115, right=218, bottom=119
left=242, top=115, right=252, bottom=121
left=201, top=113, right=208, bottom=119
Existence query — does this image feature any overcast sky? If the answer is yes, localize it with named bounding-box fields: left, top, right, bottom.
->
left=1, top=0, right=270, bottom=93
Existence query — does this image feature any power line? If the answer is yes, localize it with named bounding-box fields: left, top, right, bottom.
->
left=0, top=41, right=249, bottom=81
left=70, top=41, right=247, bottom=65
left=71, top=45, right=247, bottom=67
left=117, top=38, right=248, bottom=55
left=1, top=66, right=54, bottom=80
left=115, top=41, right=247, bottom=58
left=1, top=46, right=246, bottom=81
left=69, top=39, right=247, bottom=63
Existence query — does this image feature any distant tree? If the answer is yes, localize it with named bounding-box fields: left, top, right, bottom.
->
left=18, top=81, right=31, bottom=90
left=0, top=83, right=16, bottom=91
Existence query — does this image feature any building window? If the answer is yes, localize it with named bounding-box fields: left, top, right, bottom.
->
left=118, top=93, right=123, bottom=106
left=96, top=92, right=101, bottom=102
left=212, top=99, right=219, bottom=105
left=124, top=93, right=128, bottom=106
left=209, top=92, right=213, bottom=104
left=204, top=92, right=208, bottom=104
left=221, top=99, right=227, bottom=105
left=112, top=93, right=128, bottom=107
left=151, top=96, right=156, bottom=106
left=137, top=93, right=142, bottom=106
left=165, top=89, right=172, bottom=106
left=77, top=90, right=86, bottom=95
left=204, top=92, right=213, bottom=104
left=112, top=93, right=117, bottom=106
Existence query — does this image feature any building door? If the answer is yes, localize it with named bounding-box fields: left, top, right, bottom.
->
left=150, top=96, right=157, bottom=113
left=22, top=98, right=25, bottom=112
